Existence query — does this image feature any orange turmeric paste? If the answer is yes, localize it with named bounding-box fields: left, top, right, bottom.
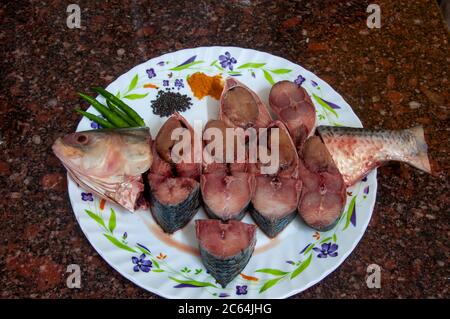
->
left=187, top=72, right=223, bottom=100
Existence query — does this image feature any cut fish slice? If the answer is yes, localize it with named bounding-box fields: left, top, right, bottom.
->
left=201, top=119, right=253, bottom=221
left=251, top=175, right=301, bottom=238
left=201, top=170, right=254, bottom=221
left=196, top=219, right=256, bottom=288
left=297, top=136, right=346, bottom=231
left=148, top=113, right=201, bottom=233
left=220, top=77, right=272, bottom=129
left=250, top=121, right=301, bottom=237
left=148, top=175, right=200, bottom=234
left=269, top=80, right=316, bottom=149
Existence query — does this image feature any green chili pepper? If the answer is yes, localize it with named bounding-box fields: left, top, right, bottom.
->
left=78, top=92, right=129, bottom=128
left=91, top=87, right=145, bottom=126
left=74, top=108, right=115, bottom=128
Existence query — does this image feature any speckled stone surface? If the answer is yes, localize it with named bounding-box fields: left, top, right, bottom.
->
left=1, top=0, right=449, bottom=298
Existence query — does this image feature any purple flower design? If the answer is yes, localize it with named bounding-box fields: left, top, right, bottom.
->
left=163, top=80, right=169, bottom=87
left=350, top=205, right=357, bottom=227
left=313, top=243, right=338, bottom=258
left=236, top=285, right=248, bottom=295
left=132, top=253, right=152, bottom=272
left=219, top=52, right=237, bottom=70
left=90, top=121, right=101, bottom=129
left=81, top=192, right=93, bottom=201
left=219, top=293, right=230, bottom=298
left=174, top=79, right=184, bottom=90
left=311, top=80, right=318, bottom=87
left=286, top=260, right=295, bottom=265
left=157, top=61, right=165, bottom=66
left=294, top=75, right=305, bottom=86
left=146, top=68, right=156, bottom=79
left=363, top=186, right=370, bottom=194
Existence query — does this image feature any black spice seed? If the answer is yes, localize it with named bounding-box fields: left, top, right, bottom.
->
left=150, top=90, right=193, bottom=117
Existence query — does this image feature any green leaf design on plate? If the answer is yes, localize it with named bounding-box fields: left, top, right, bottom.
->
left=320, top=236, right=333, bottom=244
left=128, top=74, right=138, bottom=92
left=170, top=61, right=204, bottom=71
left=108, top=208, right=116, bottom=233
left=103, top=234, right=137, bottom=253
left=85, top=210, right=107, bottom=230
left=152, top=269, right=164, bottom=273
left=332, top=234, right=337, bottom=242
left=194, top=269, right=203, bottom=275
left=312, top=93, right=339, bottom=117
left=169, top=277, right=217, bottom=288
left=136, top=246, right=149, bottom=255
left=213, top=64, right=224, bottom=71
left=227, top=71, right=242, bottom=75
left=269, top=68, right=292, bottom=74
left=255, top=269, right=289, bottom=276
left=290, top=254, right=312, bottom=279
left=151, top=258, right=160, bottom=269
left=116, top=91, right=121, bottom=98
left=259, top=276, right=284, bottom=293
left=304, top=243, right=315, bottom=254
left=263, top=69, right=275, bottom=85
left=123, top=93, right=149, bottom=100
left=210, top=59, right=217, bottom=66
left=237, top=63, right=266, bottom=69
left=343, top=196, right=357, bottom=230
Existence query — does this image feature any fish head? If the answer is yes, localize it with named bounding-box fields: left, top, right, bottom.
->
left=53, top=130, right=113, bottom=175
left=52, top=128, right=152, bottom=211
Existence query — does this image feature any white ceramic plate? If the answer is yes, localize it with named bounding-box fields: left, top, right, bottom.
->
left=69, top=46, right=377, bottom=299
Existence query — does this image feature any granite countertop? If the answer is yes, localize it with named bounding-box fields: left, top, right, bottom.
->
left=1, top=0, right=448, bottom=298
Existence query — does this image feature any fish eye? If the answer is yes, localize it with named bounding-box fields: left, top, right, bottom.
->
left=76, top=134, right=88, bottom=144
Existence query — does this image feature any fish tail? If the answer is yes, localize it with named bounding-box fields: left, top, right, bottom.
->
left=405, top=126, right=431, bottom=174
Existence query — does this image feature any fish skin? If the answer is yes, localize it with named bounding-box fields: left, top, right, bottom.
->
left=219, top=77, right=272, bottom=129
left=317, top=125, right=432, bottom=186
left=149, top=178, right=200, bottom=234
left=196, top=219, right=256, bottom=288
left=251, top=175, right=301, bottom=238
left=297, top=136, right=346, bottom=231
left=269, top=80, right=316, bottom=149
left=52, top=127, right=152, bottom=212
left=251, top=207, right=297, bottom=238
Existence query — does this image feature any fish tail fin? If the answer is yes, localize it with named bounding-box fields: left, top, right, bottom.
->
left=406, top=126, right=432, bottom=174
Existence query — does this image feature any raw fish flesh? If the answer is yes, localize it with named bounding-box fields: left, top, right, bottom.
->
left=201, top=119, right=254, bottom=221
left=251, top=121, right=302, bottom=237
left=220, top=77, right=272, bottom=129
left=269, top=80, right=316, bottom=148
left=297, top=136, right=346, bottom=231
left=148, top=113, right=201, bottom=233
